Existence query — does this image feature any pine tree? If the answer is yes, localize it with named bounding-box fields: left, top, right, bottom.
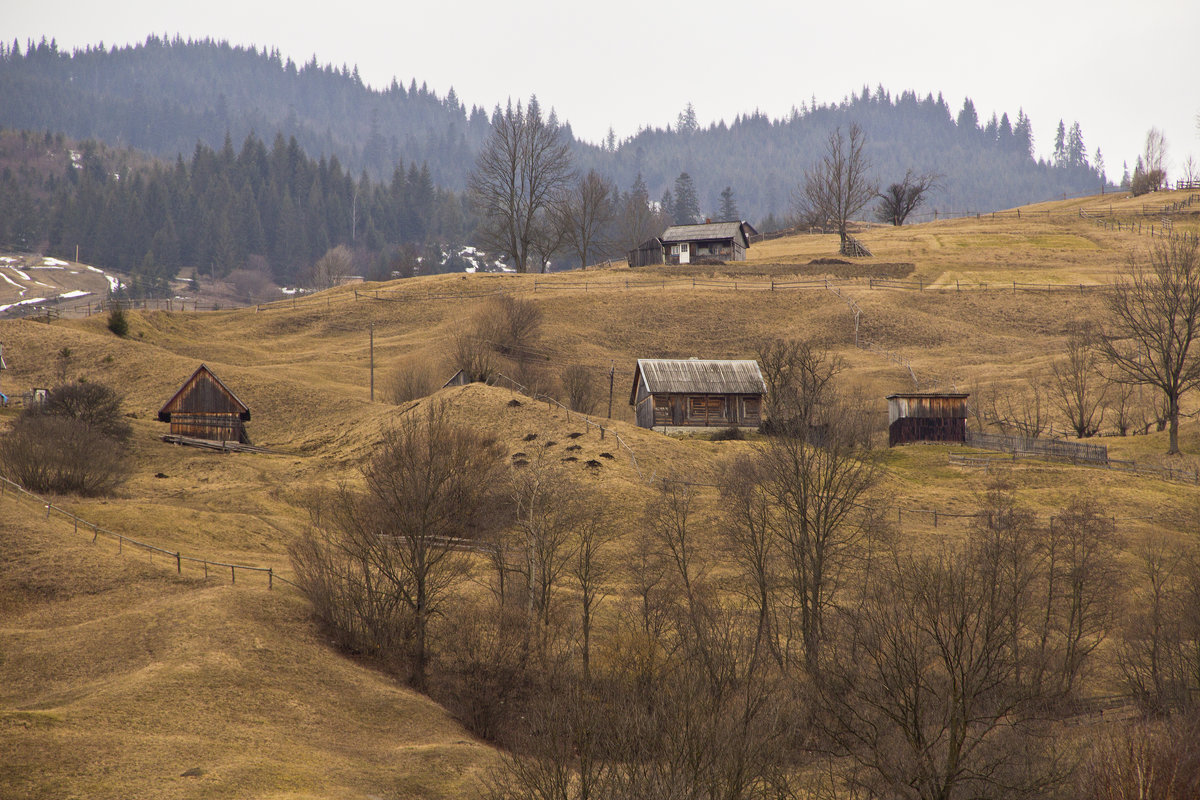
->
left=672, top=172, right=700, bottom=224
left=956, top=98, right=979, bottom=133
left=718, top=186, right=739, bottom=221
left=1067, top=122, right=1086, bottom=167
left=1053, top=120, right=1067, bottom=167
left=1014, top=109, right=1034, bottom=158
left=676, top=103, right=699, bottom=135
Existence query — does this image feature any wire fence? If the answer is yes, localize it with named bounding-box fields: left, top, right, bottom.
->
left=0, top=474, right=292, bottom=589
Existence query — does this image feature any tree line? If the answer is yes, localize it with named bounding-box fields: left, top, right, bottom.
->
left=1, top=38, right=1113, bottom=226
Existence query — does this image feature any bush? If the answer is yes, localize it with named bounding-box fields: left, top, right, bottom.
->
left=0, top=415, right=130, bottom=495
left=561, top=364, right=599, bottom=413
left=711, top=425, right=745, bottom=441
left=385, top=360, right=439, bottom=404
left=106, top=304, right=128, bottom=337
left=40, top=382, right=132, bottom=441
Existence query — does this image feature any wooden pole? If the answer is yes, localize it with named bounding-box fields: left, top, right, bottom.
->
left=607, top=362, right=615, bottom=419
left=369, top=322, right=375, bottom=403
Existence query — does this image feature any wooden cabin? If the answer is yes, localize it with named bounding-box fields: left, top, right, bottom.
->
left=627, top=237, right=666, bottom=267
left=631, top=358, right=765, bottom=430
left=886, top=392, right=969, bottom=446
left=158, top=365, right=251, bottom=443
left=660, top=221, right=751, bottom=264
left=442, top=369, right=470, bottom=388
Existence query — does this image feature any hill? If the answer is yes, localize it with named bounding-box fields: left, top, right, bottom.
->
left=2, top=193, right=1200, bottom=797
left=0, top=37, right=1108, bottom=224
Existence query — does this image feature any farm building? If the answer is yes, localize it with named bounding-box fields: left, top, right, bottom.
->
left=630, top=358, right=765, bottom=431
left=886, top=392, right=969, bottom=447
left=627, top=237, right=665, bottom=267
left=158, top=364, right=251, bottom=443
left=442, top=369, right=470, bottom=388
left=661, top=221, right=751, bottom=264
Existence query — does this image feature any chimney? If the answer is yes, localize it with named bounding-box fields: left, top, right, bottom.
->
left=705, top=217, right=711, bottom=224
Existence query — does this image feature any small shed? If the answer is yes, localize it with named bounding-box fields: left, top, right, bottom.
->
left=627, top=237, right=665, bottom=268
left=886, top=392, right=969, bottom=447
left=158, top=364, right=251, bottom=443
left=660, top=221, right=751, bottom=264
left=631, top=358, right=765, bottom=430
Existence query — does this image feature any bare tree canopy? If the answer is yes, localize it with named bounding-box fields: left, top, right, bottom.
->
left=1100, top=238, right=1200, bottom=454
left=874, top=169, right=939, bottom=226
left=469, top=99, right=573, bottom=273
left=555, top=169, right=616, bottom=269
left=795, top=123, right=877, bottom=254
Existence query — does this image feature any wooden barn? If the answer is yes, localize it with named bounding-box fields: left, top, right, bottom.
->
left=887, top=392, right=969, bottom=447
left=631, top=358, right=765, bottom=430
left=158, top=365, right=251, bottom=443
left=660, top=221, right=751, bottom=264
left=627, top=237, right=665, bottom=267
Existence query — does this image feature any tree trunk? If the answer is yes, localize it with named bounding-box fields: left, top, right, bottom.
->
left=1168, top=394, right=1180, bottom=454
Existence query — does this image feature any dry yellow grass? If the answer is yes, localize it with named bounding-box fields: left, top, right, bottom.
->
left=3, top=189, right=1200, bottom=797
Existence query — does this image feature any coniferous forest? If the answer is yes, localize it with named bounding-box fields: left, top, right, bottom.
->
left=0, top=36, right=1111, bottom=291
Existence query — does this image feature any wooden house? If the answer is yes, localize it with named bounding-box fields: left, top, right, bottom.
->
left=886, top=392, right=968, bottom=447
left=660, top=221, right=751, bottom=264
left=158, top=365, right=251, bottom=443
left=627, top=237, right=665, bottom=267
left=442, top=369, right=471, bottom=388
left=630, top=358, right=765, bottom=430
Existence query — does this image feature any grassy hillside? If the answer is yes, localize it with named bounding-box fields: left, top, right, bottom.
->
left=2, top=189, right=1199, bottom=798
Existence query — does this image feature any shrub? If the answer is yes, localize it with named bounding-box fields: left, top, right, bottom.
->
left=106, top=304, right=128, bottom=337
left=385, top=359, right=439, bottom=404
left=561, top=364, right=599, bottom=413
left=41, top=382, right=132, bottom=441
left=0, top=415, right=130, bottom=495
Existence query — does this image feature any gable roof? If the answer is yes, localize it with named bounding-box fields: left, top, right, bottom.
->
left=630, top=358, right=765, bottom=405
left=158, top=364, right=250, bottom=422
left=660, top=222, right=749, bottom=246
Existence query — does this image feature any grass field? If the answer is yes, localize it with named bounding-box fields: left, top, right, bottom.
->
left=2, top=188, right=1200, bottom=798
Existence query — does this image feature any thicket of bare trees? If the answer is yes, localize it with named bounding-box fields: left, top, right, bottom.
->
left=293, top=345, right=1200, bottom=800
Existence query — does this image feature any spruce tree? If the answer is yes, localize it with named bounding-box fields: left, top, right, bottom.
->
left=672, top=172, right=700, bottom=225
left=718, top=186, right=739, bottom=221
left=1053, top=120, right=1067, bottom=167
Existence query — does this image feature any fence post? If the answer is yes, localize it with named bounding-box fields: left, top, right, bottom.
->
left=176, top=552, right=182, bottom=573
left=46, top=503, right=50, bottom=519
left=268, top=568, right=273, bottom=590
left=231, top=565, right=236, bottom=584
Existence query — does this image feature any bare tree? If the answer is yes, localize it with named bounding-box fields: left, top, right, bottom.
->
left=1145, top=127, right=1169, bottom=190
left=756, top=337, right=844, bottom=435
left=1050, top=325, right=1108, bottom=438
left=469, top=99, right=573, bottom=273
left=309, top=244, right=353, bottom=289
left=795, top=124, right=877, bottom=255
left=560, top=364, right=599, bottom=414
left=874, top=170, right=939, bottom=226
left=290, top=403, right=505, bottom=690
left=557, top=169, right=616, bottom=268
left=1100, top=238, right=1200, bottom=454
left=994, top=374, right=1051, bottom=438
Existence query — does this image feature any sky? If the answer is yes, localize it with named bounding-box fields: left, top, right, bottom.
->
left=7, top=0, right=1200, bottom=177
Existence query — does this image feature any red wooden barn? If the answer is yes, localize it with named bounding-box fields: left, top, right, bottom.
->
left=158, top=365, right=251, bottom=443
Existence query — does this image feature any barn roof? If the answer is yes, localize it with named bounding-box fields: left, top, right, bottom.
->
left=158, top=364, right=250, bottom=422
left=660, top=222, right=748, bottom=246
left=630, top=358, right=765, bottom=405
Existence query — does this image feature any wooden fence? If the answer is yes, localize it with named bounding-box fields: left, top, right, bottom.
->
left=0, top=474, right=290, bottom=588
left=965, top=431, right=1108, bottom=463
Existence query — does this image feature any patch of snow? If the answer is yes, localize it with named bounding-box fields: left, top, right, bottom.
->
left=0, top=272, right=22, bottom=291
left=33, top=281, right=53, bottom=288
left=41, top=258, right=70, bottom=266
left=12, top=268, right=31, bottom=281
left=0, top=297, right=47, bottom=313
left=58, top=290, right=90, bottom=299
left=106, top=275, right=120, bottom=293
left=0, top=256, right=15, bottom=263
left=85, top=265, right=103, bottom=273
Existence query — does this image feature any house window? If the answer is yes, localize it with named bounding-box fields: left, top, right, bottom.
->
left=670, top=244, right=680, bottom=254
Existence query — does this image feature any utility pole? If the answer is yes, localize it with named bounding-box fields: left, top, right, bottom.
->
left=369, top=322, right=375, bottom=402
left=607, top=361, right=615, bottom=419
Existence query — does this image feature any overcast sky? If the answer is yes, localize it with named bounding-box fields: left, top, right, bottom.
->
left=8, top=0, right=1200, bottom=177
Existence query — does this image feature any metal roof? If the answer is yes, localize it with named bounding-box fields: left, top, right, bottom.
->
left=631, top=358, right=765, bottom=404
left=660, top=222, right=748, bottom=245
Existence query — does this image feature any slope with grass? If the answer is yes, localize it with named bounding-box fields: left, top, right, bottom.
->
left=2, top=189, right=1200, bottom=798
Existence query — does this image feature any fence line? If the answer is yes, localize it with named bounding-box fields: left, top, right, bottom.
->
left=0, top=474, right=291, bottom=589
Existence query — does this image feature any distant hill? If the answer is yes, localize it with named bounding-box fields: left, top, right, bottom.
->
left=1, top=37, right=1108, bottom=226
